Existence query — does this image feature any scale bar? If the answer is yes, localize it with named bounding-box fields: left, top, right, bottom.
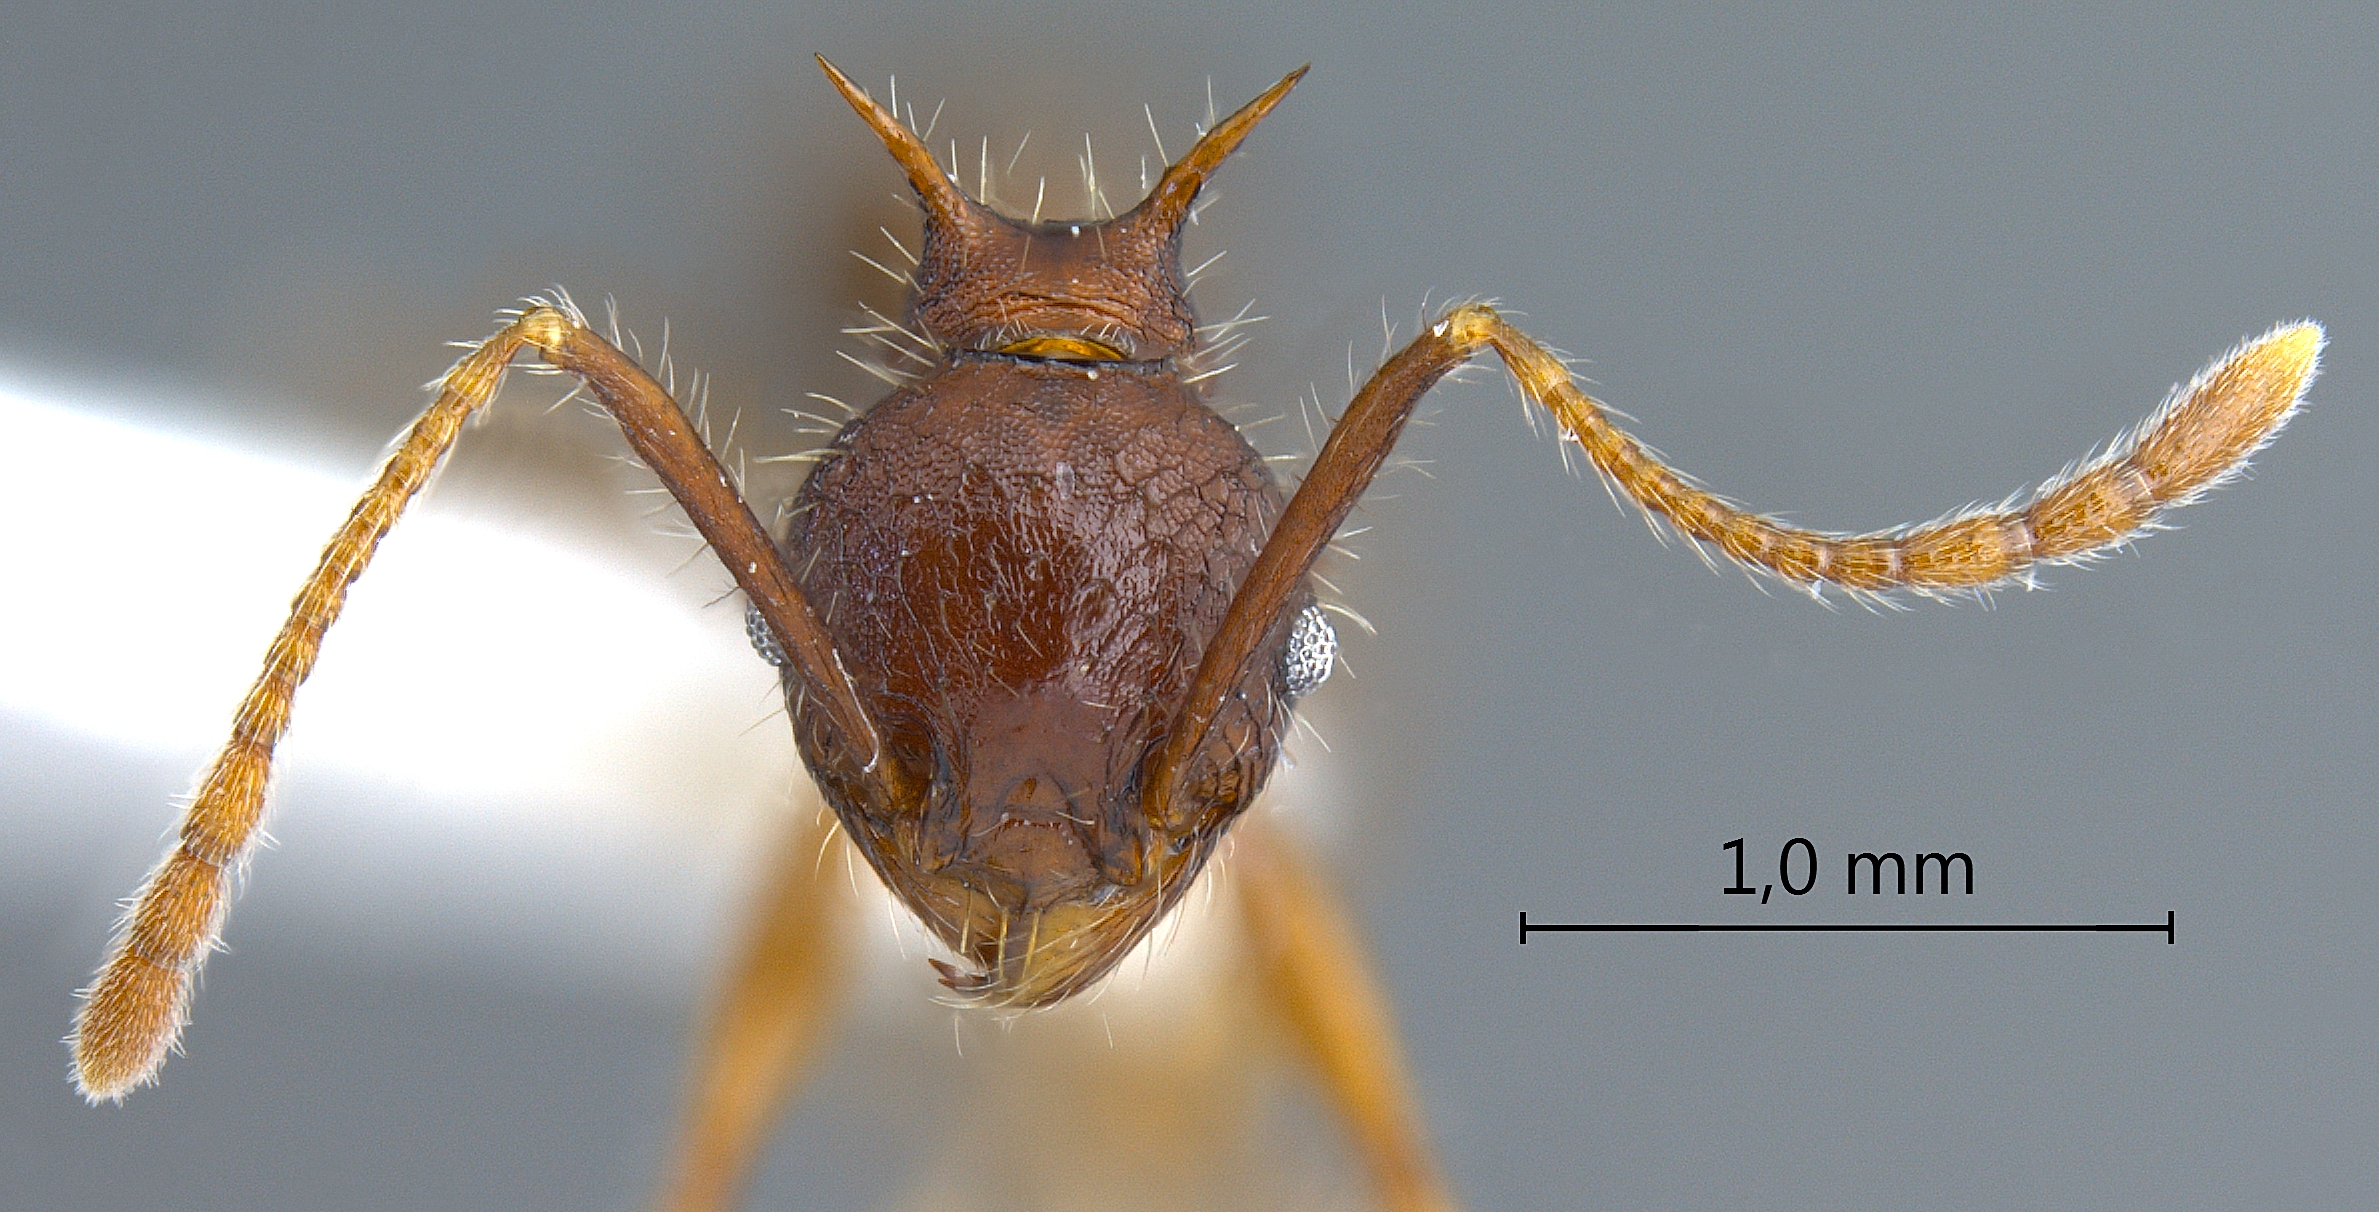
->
left=1521, top=910, right=2174, bottom=944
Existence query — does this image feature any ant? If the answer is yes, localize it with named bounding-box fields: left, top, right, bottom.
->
left=70, top=57, right=2319, bottom=1212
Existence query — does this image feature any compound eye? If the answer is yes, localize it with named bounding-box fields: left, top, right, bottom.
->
left=1278, top=604, right=1337, bottom=699
left=746, top=602, right=789, bottom=668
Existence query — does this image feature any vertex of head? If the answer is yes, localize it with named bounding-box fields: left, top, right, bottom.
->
left=818, top=57, right=1306, bottom=363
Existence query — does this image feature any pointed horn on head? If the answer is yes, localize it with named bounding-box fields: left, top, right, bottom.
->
left=1133, top=66, right=1308, bottom=236
left=817, top=55, right=973, bottom=227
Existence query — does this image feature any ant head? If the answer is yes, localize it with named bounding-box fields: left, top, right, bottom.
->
left=821, top=58, right=1304, bottom=363
left=778, top=281, right=1308, bottom=1007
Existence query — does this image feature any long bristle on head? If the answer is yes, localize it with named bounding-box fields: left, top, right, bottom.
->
left=817, top=59, right=1307, bottom=362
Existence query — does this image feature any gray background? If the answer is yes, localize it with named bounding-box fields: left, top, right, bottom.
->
left=4, top=2, right=2373, bottom=1209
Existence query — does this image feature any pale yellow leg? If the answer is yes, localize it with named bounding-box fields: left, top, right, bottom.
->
left=1234, top=823, right=1462, bottom=1212
left=656, top=801, right=854, bottom=1212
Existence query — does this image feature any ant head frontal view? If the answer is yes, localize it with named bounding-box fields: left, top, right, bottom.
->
left=65, top=48, right=2323, bottom=1212
left=786, top=61, right=1317, bottom=1007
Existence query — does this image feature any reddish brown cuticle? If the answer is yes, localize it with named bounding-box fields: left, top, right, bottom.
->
left=787, top=64, right=1311, bottom=1005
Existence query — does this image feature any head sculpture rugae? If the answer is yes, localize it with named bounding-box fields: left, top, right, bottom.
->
left=784, top=59, right=1316, bottom=1007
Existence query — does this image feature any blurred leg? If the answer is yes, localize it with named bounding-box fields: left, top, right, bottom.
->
left=657, top=801, right=854, bottom=1212
left=1234, top=822, right=1461, bottom=1212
